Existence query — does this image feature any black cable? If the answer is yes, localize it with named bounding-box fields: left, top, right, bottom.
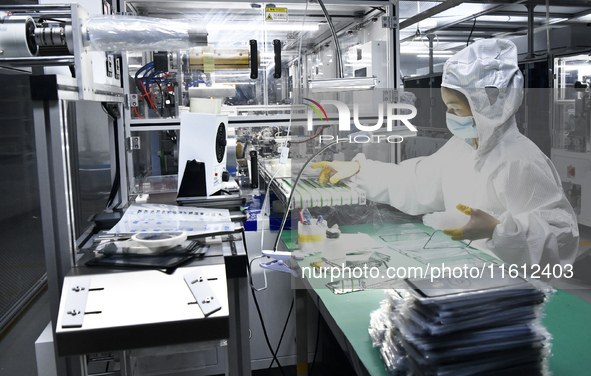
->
left=105, top=162, right=120, bottom=209
left=264, top=137, right=340, bottom=372
left=102, top=103, right=121, bottom=209
left=467, top=17, right=477, bottom=46
left=154, top=80, right=164, bottom=116
left=144, top=72, right=176, bottom=118
left=368, top=7, right=386, bottom=15
left=101, top=102, right=120, bottom=121
left=250, top=285, right=286, bottom=376
left=266, top=298, right=295, bottom=374
left=241, top=230, right=287, bottom=376
left=309, top=295, right=321, bottom=375
left=141, top=78, right=165, bottom=116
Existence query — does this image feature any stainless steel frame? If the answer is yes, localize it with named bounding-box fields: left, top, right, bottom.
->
left=0, top=4, right=125, bottom=375
left=31, top=77, right=123, bottom=376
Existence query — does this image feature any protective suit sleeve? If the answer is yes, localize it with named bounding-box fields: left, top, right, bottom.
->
left=351, top=151, right=446, bottom=215
left=485, top=159, right=579, bottom=268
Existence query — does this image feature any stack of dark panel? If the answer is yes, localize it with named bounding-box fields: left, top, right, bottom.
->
left=370, top=274, right=554, bottom=376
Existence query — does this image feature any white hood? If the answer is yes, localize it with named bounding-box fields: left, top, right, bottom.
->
left=441, top=38, right=524, bottom=169
left=352, top=38, right=579, bottom=268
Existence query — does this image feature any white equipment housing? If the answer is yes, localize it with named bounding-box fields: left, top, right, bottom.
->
left=178, top=113, right=228, bottom=196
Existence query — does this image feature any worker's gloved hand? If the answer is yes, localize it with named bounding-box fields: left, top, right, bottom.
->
left=442, top=204, right=500, bottom=241
left=311, top=161, right=361, bottom=184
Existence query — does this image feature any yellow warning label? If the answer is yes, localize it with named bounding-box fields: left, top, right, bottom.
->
left=265, top=7, right=288, bottom=22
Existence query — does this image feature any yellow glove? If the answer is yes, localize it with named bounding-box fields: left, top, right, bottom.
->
left=311, top=161, right=361, bottom=184
left=442, top=204, right=500, bottom=241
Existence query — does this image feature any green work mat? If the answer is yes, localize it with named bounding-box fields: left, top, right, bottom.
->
left=282, top=222, right=591, bottom=375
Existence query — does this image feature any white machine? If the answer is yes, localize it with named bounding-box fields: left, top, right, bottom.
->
left=178, top=113, right=228, bottom=196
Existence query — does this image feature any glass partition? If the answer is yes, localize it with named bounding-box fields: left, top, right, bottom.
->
left=120, top=1, right=396, bottom=197
left=553, top=55, right=591, bottom=152
left=0, top=74, right=44, bottom=333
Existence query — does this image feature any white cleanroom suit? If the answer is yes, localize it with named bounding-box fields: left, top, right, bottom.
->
left=351, top=39, right=579, bottom=268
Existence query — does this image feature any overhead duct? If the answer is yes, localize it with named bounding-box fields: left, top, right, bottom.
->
left=512, top=25, right=591, bottom=58
left=399, top=0, right=469, bottom=31
left=399, top=0, right=528, bottom=43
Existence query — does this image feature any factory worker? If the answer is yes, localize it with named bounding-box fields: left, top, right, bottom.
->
left=312, top=38, right=579, bottom=268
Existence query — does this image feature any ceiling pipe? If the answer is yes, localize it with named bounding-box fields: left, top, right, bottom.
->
left=526, top=3, right=536, bottom=59
left=427, top=33, right=435, bottom=74
left=400, top=0, right=528, bottom=43
left=399, top=0, right=469, bottom=31
left=493, top=2, right=591, bottom=41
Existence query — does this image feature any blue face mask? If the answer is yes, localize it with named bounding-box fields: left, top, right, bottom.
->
left=446, top=113, right=478, bottom=139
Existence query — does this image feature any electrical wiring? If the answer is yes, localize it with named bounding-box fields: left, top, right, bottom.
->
left=401, top=2, right=440, bottom=51
left=237, top=228, right=285, bottom=374
left=138, top=79, right=157, bottom=111
left=250, top=285, right=286, bottom=375
left=139, top=92, right=152, bottom=103
left=266, top=298, right=294, bottom=374
left=101, top=102, right=121, bottom=210
left=153, top=79, right=165, bottom=115
left=153, top=71, right=173, bottom=79
left=245, top=3, right=310, bottom=374
left=400, top=2, right=423, bottom=47
left=134, top=61, right=176, bottom=117
left=242, top=225, right=286, bottom=376
left=248, top=2, right=310, bottom=374
left=467, top=17, right=477, bottom=46
left=143, top=66, right=175, bottom=83
left=101, top=102, right=119, bottom=120
left=146, top=72, right=176, bottom=117
left=309, top=295, right=321, bottom=375
left=133, top=107, right=143, bottom=119
left=132, top=90, right=155, bottom=118
left=251, top=0, right=311, bottom=286
left=134, top=62, right=154, bottom=89
left=368, top=7, right=386, bottom=15
left=400, top=31, right=418, bottom=47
